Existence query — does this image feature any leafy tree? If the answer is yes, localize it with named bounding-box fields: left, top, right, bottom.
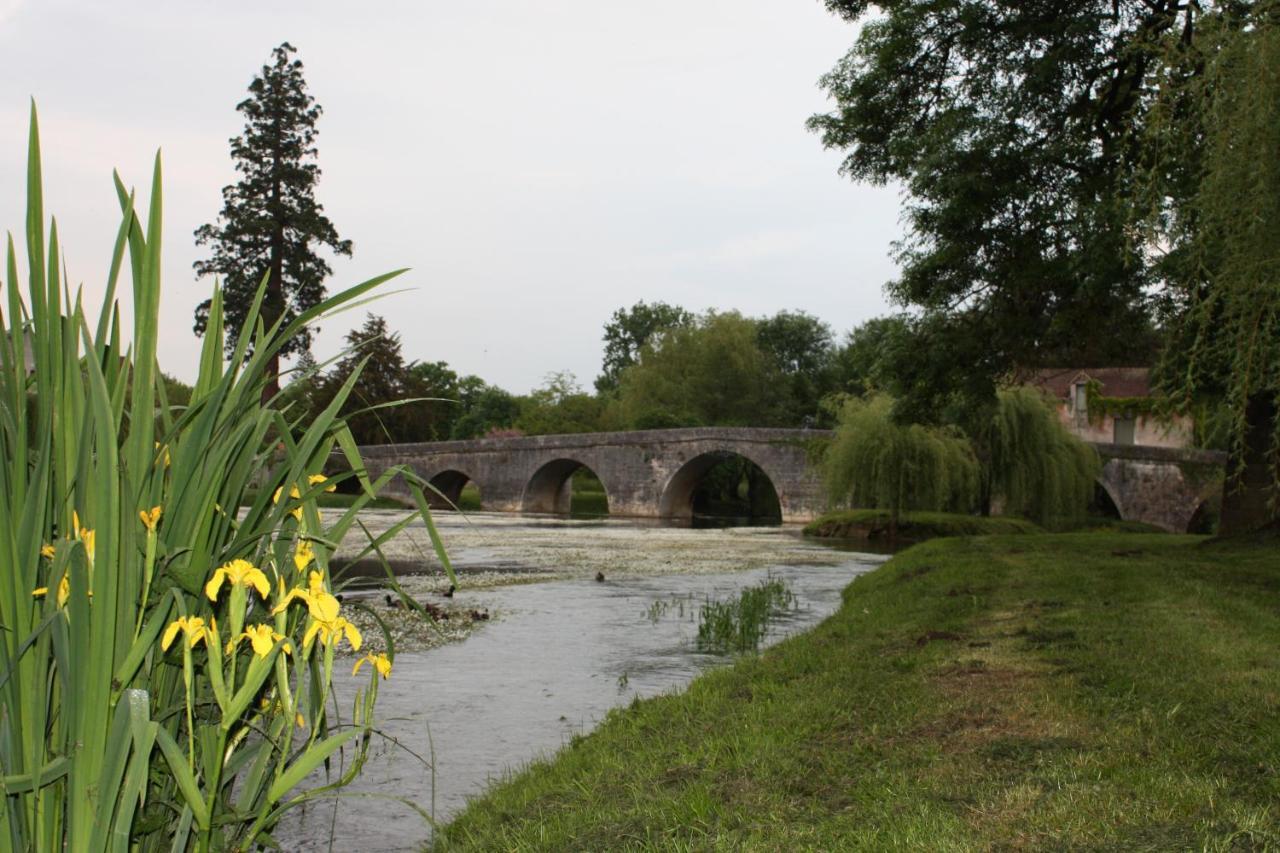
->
left=596, top=301, right=693, bottom=394
left=193, top=42, right=351, bottom=400
left=313, top=314, right=421, bottom=445
left=756, top=310, right=836, bottom=421
left=407, top=360, right=462, bottom=441
left=450, top=383, right=522, bottom=440
left=1134, top=9, right=1280, bottom=531
left=516, top=371, right=605, bottom=435
left=823, top=394, right=978, bottom=540
left=809, top=1, right=1170, bottom=420
left=830, top=315, right=911, bottom=399
left=984, top=387, right=1099, bottom=528
left=613, top=312, right=788, bottom=429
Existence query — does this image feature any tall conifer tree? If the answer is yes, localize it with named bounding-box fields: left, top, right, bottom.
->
left=193, top=42, right=351, bottom=400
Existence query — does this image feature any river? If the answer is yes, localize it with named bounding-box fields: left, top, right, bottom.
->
left=277, top=513, right=886, bottom=851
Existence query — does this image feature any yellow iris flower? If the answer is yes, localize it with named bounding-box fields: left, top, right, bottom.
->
left=205, top=558, right=270, bottom=601
left=304, top=614, right=362, bottom=651
left=308, top=473, right=337, bottom=493
left=32, top=575, right=70, bottom=608
left=71, top=511, right=95, bottom=565
left=227, top=623, right=291, bottom=658
left=161, top=615, right=215, bottom=650
left=40, top=543, right=55, bottom=559
left=273, top=484, right=304, bottom=520
left=139, top=505, right=162, bottom=532
left=352, top=652, right=392, bottom=679
left=293, top=539, right=314, bottom=572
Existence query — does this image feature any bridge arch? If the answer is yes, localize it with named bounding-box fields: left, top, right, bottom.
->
left=1092, top=477, right=1126, bottom=521
left=426, top=469, right=480, bottom=510
left=658, top=450, right=781, bottom=522
left=522, top=458, right=611, bottom=515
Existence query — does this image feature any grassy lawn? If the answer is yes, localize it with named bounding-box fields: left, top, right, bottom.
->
left=441, top=533, right=1280, bottom=850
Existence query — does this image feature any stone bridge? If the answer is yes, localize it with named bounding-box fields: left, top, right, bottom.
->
left=351, top=428, right=1224, bottom=531
left=1093, top=443, right=1225, bottom=533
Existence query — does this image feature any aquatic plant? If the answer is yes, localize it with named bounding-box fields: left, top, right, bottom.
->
left=0, top=107, right=453, bottom=850
left=696, top=577, right=796, bottom=653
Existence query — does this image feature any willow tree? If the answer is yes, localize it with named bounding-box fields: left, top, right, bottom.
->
left=1137, top=9, right=1280, bottom=533
left=985, top=387, right=1099, bottom=529
left=823, top=395, right=978, bottom=538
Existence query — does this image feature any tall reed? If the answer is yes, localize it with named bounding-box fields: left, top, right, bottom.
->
left=0, top=106, right=451, bottom=851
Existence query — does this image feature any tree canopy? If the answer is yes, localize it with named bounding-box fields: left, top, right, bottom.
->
left=612, top=312, right=789, bottom=429
left=809, top=0, right=1175, bottom=415
left=595, top=301, right=693, bottom=394
left=193, top=42, right=350, bottom=398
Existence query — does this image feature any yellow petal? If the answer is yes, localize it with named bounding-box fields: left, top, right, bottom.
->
left=204, top=569, right=226, bottom=602
left=343, top=620, right=363, bottom=652
left=352, top=656, right=367, bottom=676
left=40, top=544, right=55, bottom=559
left=32, top=587, right=48, bottom=598
left=161, top=619, right=182, bottom=651
left=294, top=540, right=314, bottom=572
left=247, top=567, right=270, bottom=599
left=307, top=592, right=340, bottom=624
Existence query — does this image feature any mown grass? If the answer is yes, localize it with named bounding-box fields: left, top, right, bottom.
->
left=440, top=533, right=1280, bottom=850
left=805, top=508, right=1043, bottom=541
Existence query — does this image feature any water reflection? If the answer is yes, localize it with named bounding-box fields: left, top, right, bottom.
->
left=279, top=554, right=883, bottom=851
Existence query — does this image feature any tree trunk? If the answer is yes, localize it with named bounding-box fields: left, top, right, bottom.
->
left=262, top=176, right=284, bottom=405
left=1218, top=393, right=1279, bottom=535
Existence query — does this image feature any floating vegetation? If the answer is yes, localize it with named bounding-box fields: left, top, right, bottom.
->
left=696, top=577, right=797, bottom=653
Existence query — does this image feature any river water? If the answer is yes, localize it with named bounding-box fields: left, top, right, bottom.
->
left=278, top=516, right=885, bottom=851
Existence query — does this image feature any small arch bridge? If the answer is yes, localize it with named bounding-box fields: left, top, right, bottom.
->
left=352, top=428, right=1224, bottom=530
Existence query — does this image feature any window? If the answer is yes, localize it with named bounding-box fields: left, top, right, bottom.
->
left=1113, top=417, right=1136, bottom=445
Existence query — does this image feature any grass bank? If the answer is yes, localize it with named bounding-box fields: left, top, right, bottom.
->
left=804, top=508, right=1042, bottom=541
left=442, top=533, right=1280, bottom=850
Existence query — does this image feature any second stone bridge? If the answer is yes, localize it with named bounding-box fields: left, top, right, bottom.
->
left=352, top=427, right=1225, bottom=531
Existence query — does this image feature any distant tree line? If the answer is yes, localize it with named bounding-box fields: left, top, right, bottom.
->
left=266, top=302, right=935, bottom=447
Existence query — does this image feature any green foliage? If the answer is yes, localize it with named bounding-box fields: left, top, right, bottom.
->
left=755, top=310, right=836, bottom=418
left=595, top=301, right=693, bottom=394
left=829, top=315, right=910, bottom=399
left=696, top=577, right=796, bottom=653
left=823, top=395, right=978, bottom=527
left=0, top=108, right=434, bottom=849
left=516, top=371, right=605, bottom=435
left=809, top=1, right=1166, bottom=418
left=804, top=509, right=1042, bottom=540
left=308, top=313, right=440, bottom=445
left=193, top=42, right=351, bottom=390
left=613, top=311, right=789, bottom=429
left=1134, top=7, right=1280, bottom=522
left=987, top=387, right=1099, bottom=528
left=450, top=382, right=521, bottom=440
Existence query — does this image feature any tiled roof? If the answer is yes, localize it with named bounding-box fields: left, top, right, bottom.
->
left=1024, top=367, right=1152, bottom=400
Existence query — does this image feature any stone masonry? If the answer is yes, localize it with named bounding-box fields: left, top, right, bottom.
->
left=349, top=428, right=1224, bottom=531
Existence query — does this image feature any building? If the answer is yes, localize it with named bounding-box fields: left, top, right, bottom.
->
left=1024, top=367, right=1192, bottom=449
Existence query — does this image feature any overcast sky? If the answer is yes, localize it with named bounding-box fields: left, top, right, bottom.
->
left=0, top=0, right=902, bottom=394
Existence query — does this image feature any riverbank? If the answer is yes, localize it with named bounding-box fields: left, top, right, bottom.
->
left=804, top=508, right=1042, bottom=541
left=441, top=532, right=1280, bottom=850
